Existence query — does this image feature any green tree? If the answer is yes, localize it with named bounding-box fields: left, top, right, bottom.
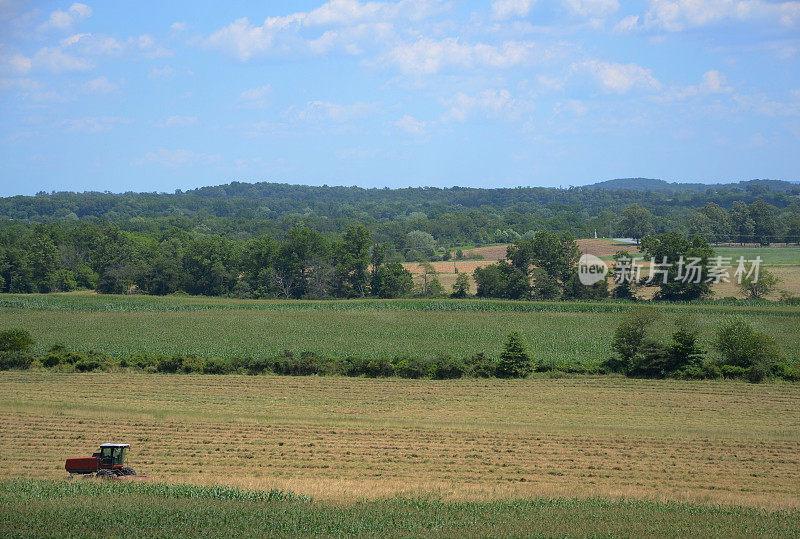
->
left=618, top=204, right=654, bottom=244
left=739, top=268, right=779, bottom=299
left=372, top=263, right=413, bottom=298
left=748, top=200, right=778, bottom=245
left=28, top=230, right=60, bottom=293
left=0, top=328, right=34, bottom=352
left=451, top=273, right=471, bottom=298
left=730, top=201, right=755, bottom=245
left=666, top=318, right=704, bottom=374
left=335, top=224, right=371, bottom=297
left=697, top=202, right=733, bottom=242
left=605, top=309, right=660, bottom=373
left=714, top=316, right=782, bottom=381
left=640, top=233, right=714, bottom=301
left=405, top=230, right=436, bottom=259
left=496, top=331, right=532, bottom=378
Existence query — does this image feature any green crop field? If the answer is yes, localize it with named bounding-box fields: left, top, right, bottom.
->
left=2, top=480, right=798, bottom=538
left=0, top=294, right=798, bottom=367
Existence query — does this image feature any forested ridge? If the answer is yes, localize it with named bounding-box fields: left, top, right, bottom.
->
left=0, top=179, right=798, bottom=299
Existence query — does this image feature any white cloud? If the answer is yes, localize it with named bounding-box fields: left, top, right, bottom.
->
left=156, top=115, right=199, bottom=128
left=31, top=47, right=94, bottom=72
left=613, top=14, right=640, bottom=32
left=442, top=88, right=534, bottom=122
left=295, top=100, right=377, bottom=122
left=82, top=75, right=118, bottom=94
left=202, top=0, right=446, bottom=60
left=645, top=0, right=800, bottom=31
left=38, top=3, right=92, bottom=32
left=135, top=148, right=221, bottom=167
left=382, top=38, right=538, bottom=75
left=148, top=65, right=176, bottom=80
left=564, top=0, right=620, bottom=17
left=0, top=52, right=32, bottom=75
left=659, top=70, right=733, bottom=100
left=491, top=0, right=535, bottom=20
left=239, top=84, right=271, bottom=107
left=699, top=70, right=732, bottom=93
left=59, top=116, right=130, bottom=133
left=170, top=22, right=187, bottom=32
left=578, top=60, right=661, bottom=92
left=394, top=114, right=428, bottom=135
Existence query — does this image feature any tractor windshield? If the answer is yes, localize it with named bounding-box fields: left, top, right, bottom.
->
left=112, top=446, right=126, bottom=466
left=100, top=446, right=127, bottom=466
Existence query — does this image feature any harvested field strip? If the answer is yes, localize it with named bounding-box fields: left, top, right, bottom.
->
left=0, top=373, right=798, bottom=508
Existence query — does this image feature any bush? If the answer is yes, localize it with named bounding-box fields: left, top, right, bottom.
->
left=156, top=355, right=183, bottom=373
left=605, top=309, right=659, bottom=373
left=203, top=357, right=237, bottom=375
left=626, top=340, right=670, bottom=378
left=123, top=354, right=159, bottom=372
left=272, top=352, right=324, bottom=376
left=666, top=318, right=704, bottom=374
left=0, top=351, right=34, bottom=370
left=0, top=329, right=34, bottom=353
left=74, top=357, right=102, bottom=372
left=364, top=357, right=393, bottom=377
left=496, top=332, right=532, bottom=378
left=465, top=353, right=495, bottom=378
left=714, top=316, right=782, bottom=372
left=720, top=365, right=747, bottom=379
left=43, top=344, right=85, bottom=367
left=180, top=355, right=206, bottom=373
left=243, top=357, right=272, bottom=375
left=335, top=356, right=370, bottom=377
left=394, top=356, right=431, bottom=379
left=773, top=362, right=800, bottom=382
left=430, top=354, right=465, bottom=379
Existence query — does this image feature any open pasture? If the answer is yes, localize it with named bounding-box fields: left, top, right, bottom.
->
left=0, top=372, right=798, bottom=510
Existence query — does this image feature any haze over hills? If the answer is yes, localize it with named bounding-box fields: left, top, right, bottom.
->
left=585, top=178, right=799, bottom=193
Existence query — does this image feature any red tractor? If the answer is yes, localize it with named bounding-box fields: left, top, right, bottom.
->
left=65, top=443, right=139, bottom=479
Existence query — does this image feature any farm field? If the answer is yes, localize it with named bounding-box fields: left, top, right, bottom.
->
left=2, top=480, right=799, bottom=537
left=1, top=295, right=799, bottom=365
left=408, top=241, right=800, bottom=297
left=0, top=372, right=799, bottom=511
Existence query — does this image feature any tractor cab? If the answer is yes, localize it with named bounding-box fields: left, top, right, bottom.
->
left=97, top=443, right=129, bottom=469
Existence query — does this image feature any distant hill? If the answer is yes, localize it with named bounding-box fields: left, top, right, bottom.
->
left=586, top=178, right=798, bottom=193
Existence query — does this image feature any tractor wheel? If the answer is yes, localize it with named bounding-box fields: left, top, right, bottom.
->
left=120, top=467, right=136, bottom=476
left=96, top=469, right=115, bottom=480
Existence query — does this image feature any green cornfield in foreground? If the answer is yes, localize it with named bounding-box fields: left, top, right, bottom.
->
left=0, top=294, right=798, bottom=367
left=1, top=480, right=798, bottom=538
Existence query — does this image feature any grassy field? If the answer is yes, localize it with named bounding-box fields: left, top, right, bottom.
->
left=0, top=294, right=798, bottom=366
left=1, top=372, right=798, bottom=510
left=2, top=480, right=798, bottom=537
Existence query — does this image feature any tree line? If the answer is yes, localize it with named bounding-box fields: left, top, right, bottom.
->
left=2, top=180, right=799, bottom=248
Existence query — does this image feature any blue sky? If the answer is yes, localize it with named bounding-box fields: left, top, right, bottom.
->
left=1, top=0, right=799, bottom=196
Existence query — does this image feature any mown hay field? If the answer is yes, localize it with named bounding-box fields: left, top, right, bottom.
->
left=1, top=295, right=799, bottom=367
left=0, top=372, right=798, bottom=511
